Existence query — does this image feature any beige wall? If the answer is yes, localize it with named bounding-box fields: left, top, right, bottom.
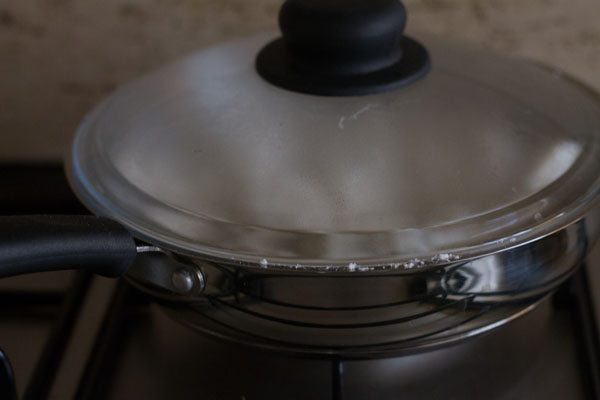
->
left=1, top=0, right=599, bottom=160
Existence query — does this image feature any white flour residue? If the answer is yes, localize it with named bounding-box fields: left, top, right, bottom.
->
left=287, top=254, right=461, bottom=272
left=403, top=258, right=427, bottom=269
left=338, top=104, right=378, bottom=130
left=403, top=261, right=417, bottom=269
left=431, top=254, right=460, bottom=263
left=498, top=237, right=518, bottom=246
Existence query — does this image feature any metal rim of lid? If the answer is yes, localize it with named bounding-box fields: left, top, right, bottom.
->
left=66, top=129, right=600, bottom=275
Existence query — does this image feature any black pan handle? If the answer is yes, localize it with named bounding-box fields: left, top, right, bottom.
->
left=0, top=215, right=137, bottom=278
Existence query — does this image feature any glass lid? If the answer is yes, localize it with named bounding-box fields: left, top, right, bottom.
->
left=67, top=1, right=600, bottom=271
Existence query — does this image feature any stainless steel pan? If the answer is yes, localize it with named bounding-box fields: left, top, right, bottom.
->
left=1, top=0, right=599, bottom=358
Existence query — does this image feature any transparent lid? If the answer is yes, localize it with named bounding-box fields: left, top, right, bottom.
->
left=68, top=33, right=600, bottom=270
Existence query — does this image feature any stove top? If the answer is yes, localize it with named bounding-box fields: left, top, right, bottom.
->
left=0, top=164, right=599, bottom=400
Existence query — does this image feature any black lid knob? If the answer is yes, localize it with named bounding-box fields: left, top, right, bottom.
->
left=256, top=0, right=430, bottom=96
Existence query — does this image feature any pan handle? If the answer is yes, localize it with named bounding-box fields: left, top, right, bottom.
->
left=0, top=215, right=137, bottom=278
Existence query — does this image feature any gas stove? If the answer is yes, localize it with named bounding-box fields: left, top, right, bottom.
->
left=0, top=164, right=598, bottom=400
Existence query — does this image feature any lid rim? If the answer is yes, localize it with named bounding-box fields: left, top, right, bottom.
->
left=67, top=141, right=600, bottom=271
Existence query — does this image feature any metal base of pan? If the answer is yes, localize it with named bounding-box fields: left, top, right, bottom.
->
left=158, top=298, right=543, bottom=359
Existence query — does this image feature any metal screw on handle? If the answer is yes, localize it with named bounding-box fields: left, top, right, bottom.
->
left=171, top=268, right=206, bottom=294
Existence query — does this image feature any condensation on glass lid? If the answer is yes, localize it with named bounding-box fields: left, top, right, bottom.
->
left=67, top=33, right=600, bottom=268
